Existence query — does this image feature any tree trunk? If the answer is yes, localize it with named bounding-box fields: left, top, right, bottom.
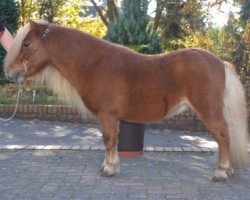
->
left=107, top=0, right=119, bottom=22
left=154, top=0, right=163, bottom=31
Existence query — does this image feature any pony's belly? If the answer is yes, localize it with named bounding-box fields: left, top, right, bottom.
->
left=121, top=102, right=168, bottom=123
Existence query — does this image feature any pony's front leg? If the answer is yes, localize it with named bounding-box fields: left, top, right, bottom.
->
left=98, top=114, right=120, bottom=177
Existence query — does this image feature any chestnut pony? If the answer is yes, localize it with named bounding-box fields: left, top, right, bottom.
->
left=4, top=20, right=248, bottom=181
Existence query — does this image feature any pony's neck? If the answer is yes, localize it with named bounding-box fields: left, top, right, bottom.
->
left=50, top=25, right=110, bottom=65
left=46, top=25, right=109, bottom=94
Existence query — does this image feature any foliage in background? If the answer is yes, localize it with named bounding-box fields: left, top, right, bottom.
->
left=153, top=0, right=206, bottom=50
left=0, top=0, right=19, bottom=81
left=0, top=84, right=59, bottom=105
left=105, top=0, right=162, bottom=54
left=18, top=0, right=39, bottom=26
left=39, top=0, right=67, bottom=23
left=17, top=0, right=106, bottom=38
left=52, top=0, right=107, bottom=37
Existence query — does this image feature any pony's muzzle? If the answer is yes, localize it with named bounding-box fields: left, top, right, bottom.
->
left=7, top=70, right=21, bottom=83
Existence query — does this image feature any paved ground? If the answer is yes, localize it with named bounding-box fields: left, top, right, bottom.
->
left=0, top=119, right=249, bottom=200
left=0, top=119, right=218, bottom=151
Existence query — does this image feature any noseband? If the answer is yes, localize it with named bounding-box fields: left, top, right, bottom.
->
left=22, top=25, right=50, bottom=77
left=23, top=60, right=28, bottom=76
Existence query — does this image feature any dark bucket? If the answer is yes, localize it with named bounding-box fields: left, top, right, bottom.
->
left=118, top=120, right=145, bottom=157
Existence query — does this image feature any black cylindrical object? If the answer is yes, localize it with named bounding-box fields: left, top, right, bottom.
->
left=118, top=120, right=145, bottom=157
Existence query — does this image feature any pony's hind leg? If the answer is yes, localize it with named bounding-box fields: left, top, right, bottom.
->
left=188, top=97, right=233, bottom=181
left=98, top=114, right=120, bottom=177
left=206, top=118, right=234, bottom=181
left=197, top=112, right=233, bottom=181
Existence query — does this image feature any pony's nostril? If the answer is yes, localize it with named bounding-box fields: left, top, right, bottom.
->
left=7, top=71, right=20, bottom=82
left=13, top=71, right=20, bottom=82
left=6, top=71, right=13, bottom=81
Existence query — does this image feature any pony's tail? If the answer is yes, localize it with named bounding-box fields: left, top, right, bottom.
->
left=223, top=62, right=248, bottom=168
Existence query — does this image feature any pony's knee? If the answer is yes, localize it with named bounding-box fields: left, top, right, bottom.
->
left=103, top=135, right=117, bottom=150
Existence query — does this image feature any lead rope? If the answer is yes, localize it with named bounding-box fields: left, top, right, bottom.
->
left=0, top=84, right=21, bottom=122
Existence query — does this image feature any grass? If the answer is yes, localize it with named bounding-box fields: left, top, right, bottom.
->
left=0, top=84, right=62, bottom=105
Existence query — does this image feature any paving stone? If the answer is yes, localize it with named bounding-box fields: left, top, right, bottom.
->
left=72, top=194, right=92, bottom=200
left=147, top=193, right=167, bottom=200
left=64, top=175, right=82, bottom=183
left=164, top=147, right=173, bottom=151
left=81, top=146, right=91, bottom=150
left=128, top=191, right=147, bottom=199
left=60, top=145, right=72, bottom=150
left=71, top=145, right=82, bottom=150
left=173, top=147, right=183, bottom=152
left=182, top=147, right=193, bottom=152
left=54, top=189, right=74, bottom=199
left=155, top=147, right=164, bottom=151
left=145, top=146, right=155, bottom=151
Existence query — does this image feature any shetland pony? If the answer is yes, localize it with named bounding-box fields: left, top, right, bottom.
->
left=4, top=20, right=248, bottom=181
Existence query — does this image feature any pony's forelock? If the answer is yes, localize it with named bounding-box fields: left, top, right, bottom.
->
left=33, top=19, right=49, bottom=25
left=4, top=23, right=31, bottom=72
left=4, top=20, right=49, bottom=73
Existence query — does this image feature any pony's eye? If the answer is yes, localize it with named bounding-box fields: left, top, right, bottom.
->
left=22, top=41, right=30, bottom=48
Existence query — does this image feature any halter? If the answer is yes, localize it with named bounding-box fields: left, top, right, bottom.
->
left=0, top=25, right=51, bottom=122
left=22, top=25, right=51, bottom=77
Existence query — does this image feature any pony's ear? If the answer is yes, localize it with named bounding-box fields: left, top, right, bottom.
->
left=29, top=20, right=38, bottom=30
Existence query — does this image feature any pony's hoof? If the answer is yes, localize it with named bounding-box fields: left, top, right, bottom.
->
left=212, top=176, right=227, bottom=182
left=100, top=170, right=116, bottom=177
left=212, top=169, right=228, bottom=182
left=99, top=166, right=104, bottom=173
left=226, top=167, right=234, bottom=177
left=99, top=164, right=119, bottom=177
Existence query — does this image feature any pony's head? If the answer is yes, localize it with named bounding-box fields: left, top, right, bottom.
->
left=4, top=20, right=51, bottom=83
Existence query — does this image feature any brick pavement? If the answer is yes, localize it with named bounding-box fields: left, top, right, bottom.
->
left=0, top=119, right=249, bottom=199
left=0, top=150, right=249, bottom=200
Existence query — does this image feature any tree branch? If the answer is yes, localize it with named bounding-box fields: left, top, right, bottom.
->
left=90, top=0, right=109, bottom=27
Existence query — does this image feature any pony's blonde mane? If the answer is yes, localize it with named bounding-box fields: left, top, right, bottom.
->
left=35, top=65, right=94, bottom=121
